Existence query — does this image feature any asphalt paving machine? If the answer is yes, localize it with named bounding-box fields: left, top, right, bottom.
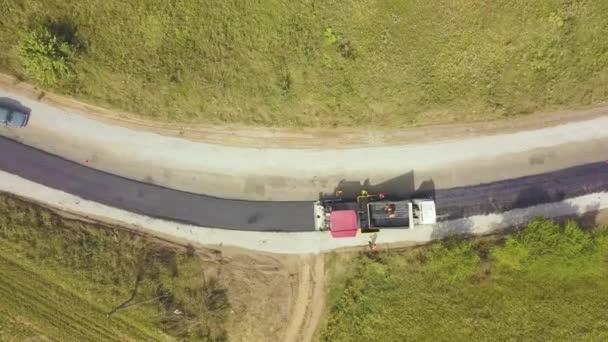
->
left=314, top=190, right=436, bottom=237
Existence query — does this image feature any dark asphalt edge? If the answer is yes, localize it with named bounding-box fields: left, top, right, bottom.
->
left=1, top=136, right=607, bottom=231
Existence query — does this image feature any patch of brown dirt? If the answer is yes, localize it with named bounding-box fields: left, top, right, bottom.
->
left=148, top=246, right=326, bottom=342
left=1, top=73, right=607, bottom=149
left=283, top=255, right=325, bottom=342
left=595, top=209, right=608, bottom=226
left=206, top=247, right=303, bottom=342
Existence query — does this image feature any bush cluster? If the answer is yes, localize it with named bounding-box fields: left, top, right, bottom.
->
left=17, top=27, right=75, bottom=86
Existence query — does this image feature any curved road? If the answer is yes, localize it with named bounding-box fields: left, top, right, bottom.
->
left=2, top=136, right=607, bottom=232
left=3, top=89, right=608, bottom=203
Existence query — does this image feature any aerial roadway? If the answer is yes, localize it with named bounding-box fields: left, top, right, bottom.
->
left=1, top=89, right=608, bottom=235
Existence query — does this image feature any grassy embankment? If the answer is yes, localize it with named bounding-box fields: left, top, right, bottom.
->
left=1, top=1, right=608, bottom=127
left=321, top=218, right=608, bottom=340
left=0, top=194, right=229, bottom=341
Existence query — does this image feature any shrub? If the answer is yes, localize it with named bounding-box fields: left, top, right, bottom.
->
left=324, top=27, right=337, bottom=45
left=17, top=27, right=75, bottom=86
left=428, top=239, right=480, bottom=282
left=493, top=219, right=602, bottom=277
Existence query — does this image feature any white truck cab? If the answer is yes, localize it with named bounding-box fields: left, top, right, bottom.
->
left=411, top=199, right=437, bottom=226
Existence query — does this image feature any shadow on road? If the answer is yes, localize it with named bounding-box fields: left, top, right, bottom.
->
left=320, top=170, right=436, bottom=201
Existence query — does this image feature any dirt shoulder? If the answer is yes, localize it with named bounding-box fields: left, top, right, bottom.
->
left=2, top=73, right=606, bottom=149
left=284, top=254, right=326, bottom=342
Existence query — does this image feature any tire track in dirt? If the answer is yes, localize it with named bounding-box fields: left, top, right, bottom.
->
left=283, top=255, right=325, bottom=342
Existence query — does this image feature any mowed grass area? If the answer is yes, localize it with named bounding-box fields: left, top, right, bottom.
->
left=0, top=254, right=164, bottom=341
left=321, top=219, right=608, bottom=341
left=0, top=194, right=229, bottom=341
left=1, top=1, right=608, bottom=127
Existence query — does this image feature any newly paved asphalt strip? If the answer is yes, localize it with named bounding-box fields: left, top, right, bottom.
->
left=1, top=136, right=607, bottom=231
left=0, top=137, right=313, bottom=231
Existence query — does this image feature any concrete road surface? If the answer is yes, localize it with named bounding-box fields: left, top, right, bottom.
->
left=2, top=89, right=608, bottom=201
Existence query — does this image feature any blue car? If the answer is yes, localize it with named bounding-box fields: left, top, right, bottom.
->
left=0, top=104, right=29, bottom=127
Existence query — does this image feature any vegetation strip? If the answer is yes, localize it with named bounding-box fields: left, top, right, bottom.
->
left=321, top=218, right=608, bottom=340
left=0, top=194, right=229, bottom=341
left=1, top=1, right=607, bottom=127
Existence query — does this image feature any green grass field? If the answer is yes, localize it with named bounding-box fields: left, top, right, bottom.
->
left=0, top=253, right=165, bottom=341
left=1, top=1, right=607, bottom=127
left=0, top=194, right=228, bottom=341
left=321, top=219, right=608, bottom=341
